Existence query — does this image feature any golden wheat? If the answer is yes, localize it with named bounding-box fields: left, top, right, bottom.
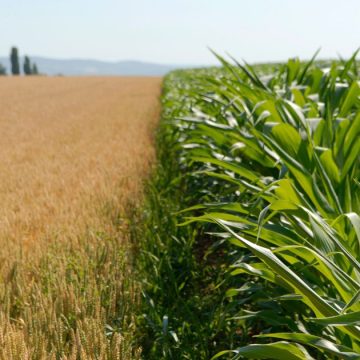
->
left=0, top=76, right=161, bottom=359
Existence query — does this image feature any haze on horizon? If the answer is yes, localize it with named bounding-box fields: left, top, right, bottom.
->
left=1, top=0, right=359, bottom=66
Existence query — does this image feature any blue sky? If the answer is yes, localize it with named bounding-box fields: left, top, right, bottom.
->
left=1, top=0, right=359, bottom=65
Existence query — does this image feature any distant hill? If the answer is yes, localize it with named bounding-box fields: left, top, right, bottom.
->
left=0, top=56, right=182, bottom=76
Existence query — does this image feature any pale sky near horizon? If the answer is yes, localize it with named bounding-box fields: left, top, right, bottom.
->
left=1, top=0, right=359, bottom=65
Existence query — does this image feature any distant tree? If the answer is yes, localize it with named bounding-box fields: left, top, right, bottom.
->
left=24, top=56, right=32, bottom=75
left=10, top=47, right=20, bottom=75
left=32, top=63, right=39, bottom=75
left=0, top=63, right=6, bottom=75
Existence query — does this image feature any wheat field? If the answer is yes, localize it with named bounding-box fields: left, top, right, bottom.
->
left=0, top=76, right=161, bottom=359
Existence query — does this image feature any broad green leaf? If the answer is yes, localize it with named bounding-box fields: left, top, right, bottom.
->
left=215, top=219, right=338, bottom=318
left=309, top=311, right=360, bottom=326
left=271, top=123, right=301, bottom=159
left=211, top=341, right=313, bottom=360
left=257, top=333, right=360, bottom=359
left=319, top=149, right=340, bottom=184
left=339, top=81, right=360, bottom=117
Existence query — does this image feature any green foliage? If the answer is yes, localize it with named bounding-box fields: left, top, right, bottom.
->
left=10, top=47, right=20, bottom=75
left=133, top=72, right=256, bottom=359
left=146, top=52, right=360, bottom=358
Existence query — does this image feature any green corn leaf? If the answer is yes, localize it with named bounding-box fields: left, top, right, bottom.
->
left=211, top=342, right=314, bottom=360
left=257, top=333, right=360, bottom=359
left=309, top=311, right=360, bottom=326
left=339, top=81, right=360, bottom=117
left=215, top=219, right=338, bottom=318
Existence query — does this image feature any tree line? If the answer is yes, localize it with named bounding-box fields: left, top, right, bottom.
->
left=0, top=47, right=40, bottom=76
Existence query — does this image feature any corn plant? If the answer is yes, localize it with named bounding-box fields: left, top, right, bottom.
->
left=171, top=52, right=360, bottom=358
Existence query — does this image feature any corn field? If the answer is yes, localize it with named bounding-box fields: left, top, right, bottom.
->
left=141, top=52, right=360, bottom=358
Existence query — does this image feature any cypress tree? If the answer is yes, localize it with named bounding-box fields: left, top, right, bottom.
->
left=24, top=56, right=32, bottom=75
left=32, top=63, right=39, bottom=75
left=10, top=47, right=20, bottom=75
